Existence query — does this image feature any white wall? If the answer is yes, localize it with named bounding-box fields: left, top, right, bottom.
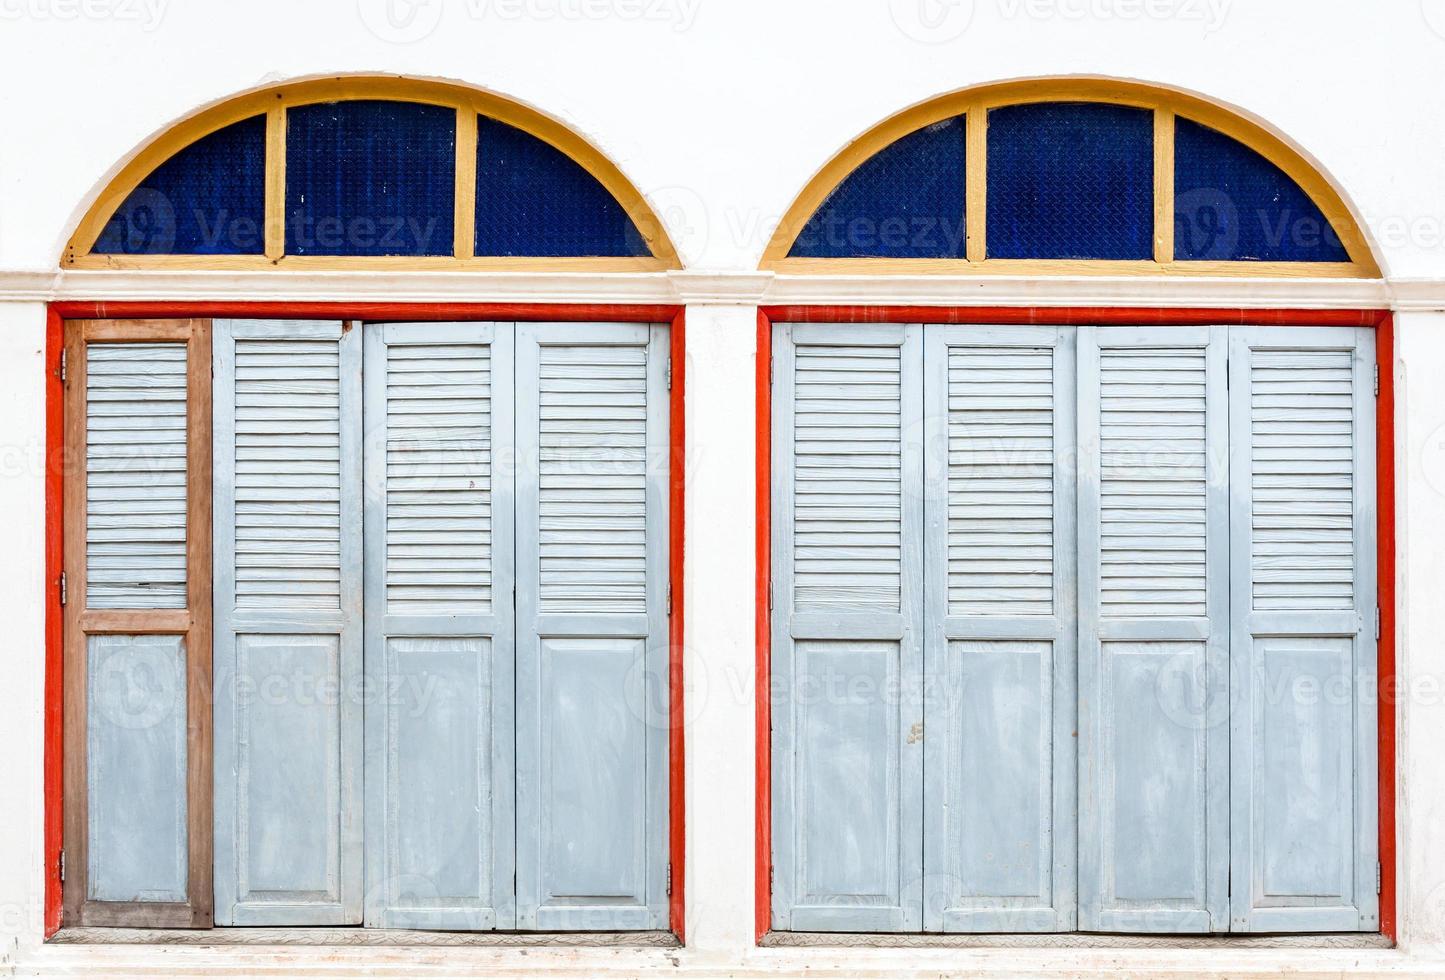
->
left=5, top=2, right=1445, bottom=975
left=1, top=0, right=1444, bottom=276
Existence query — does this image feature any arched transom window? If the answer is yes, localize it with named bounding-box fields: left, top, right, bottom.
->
left=66, top=78, right=679, bottom=271
left=764, top=80, right=1377, bottom=277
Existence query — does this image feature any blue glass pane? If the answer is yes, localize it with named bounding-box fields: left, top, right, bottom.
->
left=93, top=115, right=266, bottom=254
left=475, top=116, right=648, bottom=257
left=285, top=100, right=455, bottom=257
left=986, top=102, right=1153, bottom=260
left=788, top=116, right=967, bottom=258
left=1174, top=117, right=1349, bottom=262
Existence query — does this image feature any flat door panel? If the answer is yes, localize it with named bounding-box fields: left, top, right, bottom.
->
left=86, top=633, right=189, bottom=904
left=771, top=323, right=924, bottom=932
left=212, top=319, right=362, bottom=926
left=1077, top=326, right=1229, bottom=933
left=1228, top=327, right=1378, bottom=932
left=362, top=322, right=516, bottom=929
left=922, top=326, right=1076, bottom=932
left=514, top=322, right=670, bottom=930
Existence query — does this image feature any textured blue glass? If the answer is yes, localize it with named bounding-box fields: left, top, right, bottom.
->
left=474, top=115, right=648, bottom=257
left=788, top=116, right=967, bottom=258
left=285, top=100, right=456, bottom=256
left=986, top=102, right=1153, bottom=260
left=93, top=115, right=266, bottom=254
left=1174, top=117, right=1349, bottom=262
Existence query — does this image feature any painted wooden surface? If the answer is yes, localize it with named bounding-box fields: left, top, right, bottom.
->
left=770, top=320, right=1377, bottom=936
left=1227, top=326, right=1378, bottom=933
left=513, top=322, right=671, bottom=931
left=212, top=319, right=363, bottom=926
left=85, top=633, right=189, bottom=903
left=63, top=319, right=214, bottom=930
left=84, top=343, right=189, bottom=609
left=362, top=321, right=516, bottom=930
left=770, top=323, right=925, bottom=932
left=1076, top=326, right=1229, bottom=933
left=922, top=325, right=1077, bottom=933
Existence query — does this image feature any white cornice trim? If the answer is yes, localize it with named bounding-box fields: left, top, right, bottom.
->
left=761, top=274, right=1392, bottom=309
left=1382, top=278, right=1445, bottom=311
left=0, top=270, right=684, bottom=305
left=7, top=268, right=1445, bottom=310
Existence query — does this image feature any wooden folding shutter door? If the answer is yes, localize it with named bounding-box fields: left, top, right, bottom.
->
left=1077, top=326, right=1229, bottom=933
left=212, top=320, right=363, bottom=925
left=362, top=323, right=516, bottom=929
left=771, top=323, right=925, bottom=932
left=921, top=326, right=1077, bottom=933
left=1227, top=326, right=1378, bottom=932
left=513, top=322, right=670, bottom=930
left=63, top=319, right=213, bottom=927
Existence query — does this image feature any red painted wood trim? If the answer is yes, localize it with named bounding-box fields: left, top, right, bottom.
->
left=753, top=305, right=1398, bottom=941
left=1376, top=313, right=1397, bottom=941
left=668, top=310, right=687, bottom=942
left=754, top=310, right=772, bottom=943
left=49, top=302, right=681, bottom=322
left=44, top=302, right=689, bottom=941
left=43, top=308, right=64, bottom=938
left=760, top=305, right=1389, bottom=328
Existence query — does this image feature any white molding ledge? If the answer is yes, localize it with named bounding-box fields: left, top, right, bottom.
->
left=7, top=268, right=1445, bottom=310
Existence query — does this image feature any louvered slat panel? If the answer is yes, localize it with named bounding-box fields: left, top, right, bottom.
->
left=233, top=338, right=341, bottom=609
left=537, top=343, right=648, bottom=614
left=86, top=342, right=188, bottom=608
left=385, top=342, right=491, bottom=615
left=1099, top=348, right=1208, bottom=618
left=947, top=346, right=1053, bottom=616
left=793, top=345, right=902, bottom=612
left=1250, top=350, right=1355, bottom=611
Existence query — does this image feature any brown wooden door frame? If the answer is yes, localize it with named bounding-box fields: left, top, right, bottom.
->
left=61, top=318, right=214, bottom=928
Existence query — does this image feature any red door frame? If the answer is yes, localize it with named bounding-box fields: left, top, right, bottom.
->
left=754, top=305, right=1397, bottom=942
left=44, top=301, right=688, bottom=942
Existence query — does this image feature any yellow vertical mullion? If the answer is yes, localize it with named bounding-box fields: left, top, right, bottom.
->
left=264, top=105, right=286, bottom=261
left=454, top=107, right=478, bottom=260
left=1153, top=108, right=1175, bottom=264
left=965, top=103, right=987, bottom=263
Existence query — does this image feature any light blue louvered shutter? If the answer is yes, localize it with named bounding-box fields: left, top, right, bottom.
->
left=1227, top=326, right=1378, bottom=933
left=362, top=322, right=517, bottom=930
left=212, top=319, right=363, bottom=926
left=920, top=326, right=1076, bottom=933
left=85, top=342, right=189, bottom=610
left=770, top=323, right=925, bottom=932
left=513, top=322, right=670, bottom=930
left=1076, top=326, right=1229, bottom=933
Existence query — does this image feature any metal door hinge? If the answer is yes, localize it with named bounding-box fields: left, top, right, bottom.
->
left=767, top=578, right=773, bottom=612
left=666, top=584, right=672, bottom=617
left=1377, top=861, right=1383, bottom=894
left=1374, top=363, right=1381, bottom=397
left=58, top=850, right=65, bottom=883
left=666, top=863, right=673, bottom=897
left=769, top=355, right=774, bottom=387
left=58, top=572, right=67, bottom=607
left=58, top=349, right=67, bottom=386
left=769, top=865, right=774, bottom=891
left=666, top=355, right=672, bottom=391
left=1376, top=606, right=1382, bottom=641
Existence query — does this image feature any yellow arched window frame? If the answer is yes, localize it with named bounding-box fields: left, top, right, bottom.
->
left=65, top=76, right=681, bottom=272
left=763, top=79, right=1379, bottom=278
